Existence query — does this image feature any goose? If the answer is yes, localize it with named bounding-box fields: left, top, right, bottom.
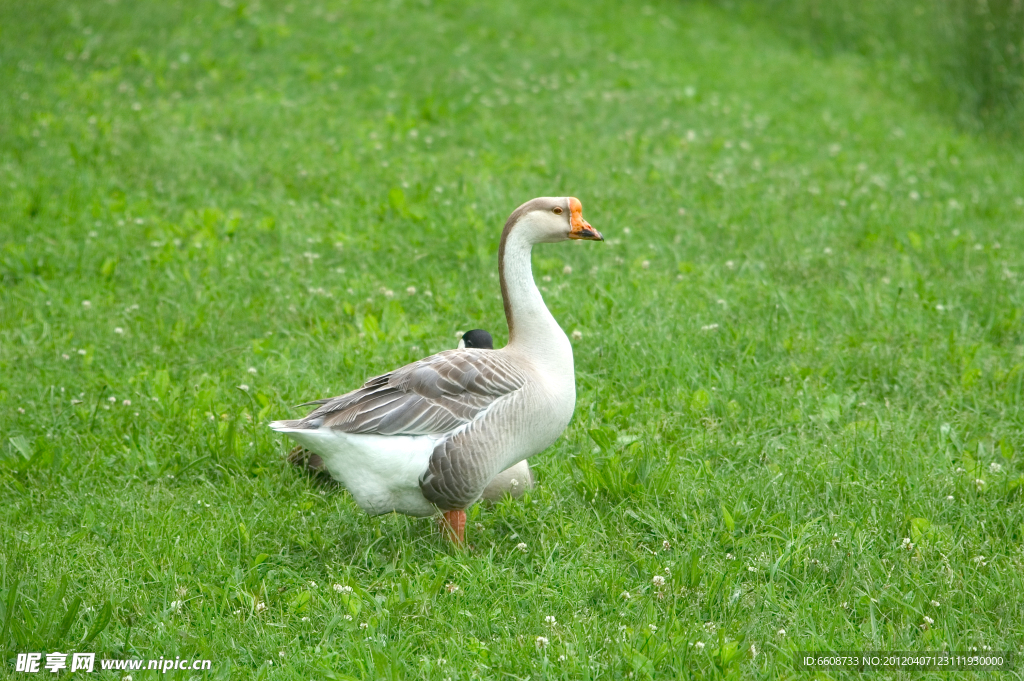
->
left=271, top=197, right=602, bottom=543
left=455, top=329, right=536, bottom=502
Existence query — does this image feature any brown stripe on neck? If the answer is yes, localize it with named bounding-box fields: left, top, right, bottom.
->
left=497, top=197, right=566, bottom=342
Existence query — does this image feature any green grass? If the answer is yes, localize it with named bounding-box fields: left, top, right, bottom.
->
left=3, top=0, right=1024, bottom=678
left=714, top=0, right=1024, bottom=136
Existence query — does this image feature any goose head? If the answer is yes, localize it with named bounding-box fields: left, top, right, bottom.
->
left=458, top=329, right=494, bottom=350
left=506, top=197, right=603, bottom=244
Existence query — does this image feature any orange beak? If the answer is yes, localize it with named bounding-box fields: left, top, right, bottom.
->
left=566, top=197, right=603, bottom=241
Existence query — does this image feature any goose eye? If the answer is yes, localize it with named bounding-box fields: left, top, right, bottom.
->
left=553, top=206, right=563, bottom=215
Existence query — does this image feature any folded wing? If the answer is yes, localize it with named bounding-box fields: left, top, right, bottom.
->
left=277, top=349, right=526, bottom=437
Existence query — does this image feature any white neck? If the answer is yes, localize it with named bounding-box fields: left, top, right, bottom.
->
left=499, top=218, right=574, bottom=374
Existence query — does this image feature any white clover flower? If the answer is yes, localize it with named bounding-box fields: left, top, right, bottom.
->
left=557, top=654, right=567, bottom=662
left=108, top=396, right=117, bottom=403
left=747, top=566, right=758, bottom=573
left=725, top=553, right=735, bottom=560
left=701, top=324, right=719, bottom=332
left=621, top=591, right=631, bottom=600
left=122, top=399, right=131, bottom=406
left=989, top=462, right=1002, bottom=473
left=931, top=600, right=940, bottom=607
left=248, top=367, right=257, bottom=374
left=571, top=329, right=583, bottom=341
left=823, top=247, right=833, bottom=255
left=516, top=542, right=528, bottom=553
left=446, top=583, right=460, bottom=594
left=652, top=575, right=665, bottom=587
left=308, top=581, right=317, bottom=588
left=278, top=651, right=285, bottom=658
left=562, top=265, right=572, bottom=274
left=974, top=479, right=985, bottom=489
left=359, top=622, right=368, bottom=629
left=641, top=260, right=650, bottom=269
left=82, top=300, right=91, bottom=308
left=301, top=616, right=310, bottom=622
left=255, top=602, right=266, bottom=612
left=544, top=615, right=556, bottom=625
left=334, top=584, right=353, bottom=593
left=535, top=636, right=549, bottom=649
left=78, top=349, right=87, bottom=355
left=648, top=624, right=657, bottom=632
left=694, top=641, right=705, bottom=650
left=901, top=537, right=914, bottom=551
left=169, top=600, right=182, bottom=610
left=238, top=384, right=249, bottom=391
left=114, top=327, right=124, bottom=334
left=406, top=286, right=416, bottom=295
left=662, top=540, right=671, bottom=550
left=750, top=643, right=757, bottom=658
left=777, top=628, right=786, bottom=637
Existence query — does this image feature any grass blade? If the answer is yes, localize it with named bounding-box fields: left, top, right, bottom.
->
left=82, top=601, right=112, bottom=645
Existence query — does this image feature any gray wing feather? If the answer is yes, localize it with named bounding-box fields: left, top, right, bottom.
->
left=290, top=349, right=526, bottom=437
left=419, top=425, right=494, bottom=510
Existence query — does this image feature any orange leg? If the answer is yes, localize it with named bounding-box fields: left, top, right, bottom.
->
left=441, top=509, right=466, bottom=545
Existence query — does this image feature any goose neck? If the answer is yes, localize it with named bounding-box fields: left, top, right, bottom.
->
left=498, top=225, right=570, bottom=360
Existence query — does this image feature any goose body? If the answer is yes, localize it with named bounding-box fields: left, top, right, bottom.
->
left=270, top=197, right=602, bottom=536
left=481, top=458, right=534, bottom=501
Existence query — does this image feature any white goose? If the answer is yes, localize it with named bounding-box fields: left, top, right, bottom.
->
left=271, top=197, right=603, bottom=543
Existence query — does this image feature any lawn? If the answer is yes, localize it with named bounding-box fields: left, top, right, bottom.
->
left=2, top=0, right=1024, bottom=678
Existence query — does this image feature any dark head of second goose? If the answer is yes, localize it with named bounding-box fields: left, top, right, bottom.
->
left=458, top=329, right=493, bottom=350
